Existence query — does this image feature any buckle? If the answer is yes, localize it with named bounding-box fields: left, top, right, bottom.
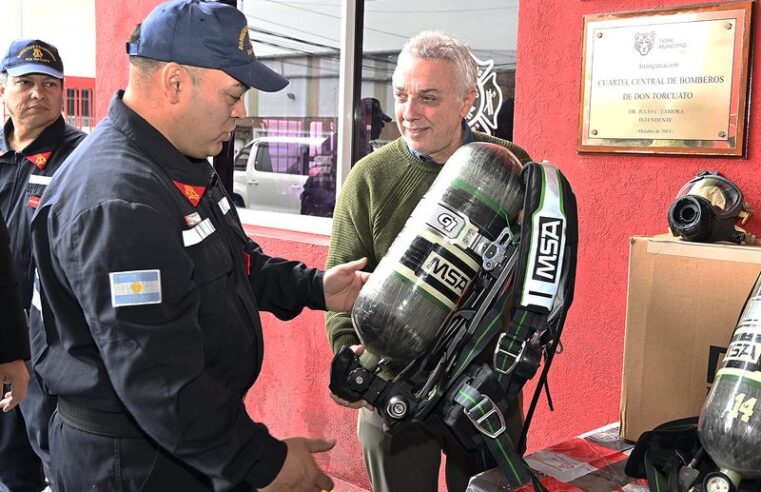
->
left=493, top=332, right=524, bottom=375
left=482, top=228, right=513, bottom=271
left=463, top=395, right=506, bottom=439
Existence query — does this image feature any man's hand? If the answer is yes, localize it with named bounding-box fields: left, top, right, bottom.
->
left=323, top=258, right=369, bottom=312
left=260, top=437, right=335, bottom=492
left=329, top=345, right=374, bottom=411
left=0, top=360, right=29, bottom=412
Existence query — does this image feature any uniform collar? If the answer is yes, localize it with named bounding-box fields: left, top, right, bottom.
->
left=0, top=115, right=67, bottom=157
left=108, top=90, right=213, bottom=188
left=405, top=119, right=474, bottom=165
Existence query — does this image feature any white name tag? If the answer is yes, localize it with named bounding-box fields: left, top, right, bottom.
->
left=182, top=218, right=216, bottom=247
left=218, top=196, right=231, bottom=215
left=28, top=175, right=52, bottom=186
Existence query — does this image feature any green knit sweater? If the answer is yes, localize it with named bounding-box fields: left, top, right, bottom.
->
left=325, top=133, right=532, bottom=356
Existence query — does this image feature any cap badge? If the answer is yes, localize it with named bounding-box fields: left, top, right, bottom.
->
left=238, top=26, right=254, bottom=56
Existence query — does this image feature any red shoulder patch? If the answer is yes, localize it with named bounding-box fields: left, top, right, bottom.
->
left=172, top=180, right=206, bottom=207
left=26, top=152, right=53, bottom=170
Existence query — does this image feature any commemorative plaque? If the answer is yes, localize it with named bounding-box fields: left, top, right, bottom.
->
left=578, top=2, right=753, bottom=156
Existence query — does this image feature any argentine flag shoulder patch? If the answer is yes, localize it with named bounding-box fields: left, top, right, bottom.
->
left=110, top=270, right=162, bottom=308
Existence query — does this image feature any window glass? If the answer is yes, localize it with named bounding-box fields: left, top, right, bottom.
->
left=65, top=88, right=77, bottom=127
left=81, top=89, right=91, bottom=127
left=359, top=0, right=519, bottom=146
left=237, top=1, right=341, bottom=218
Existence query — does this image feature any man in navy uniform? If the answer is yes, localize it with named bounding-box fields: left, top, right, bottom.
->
left=0, top=38, right=86, bottom=491
left=30, top=1, right=369, bottom=491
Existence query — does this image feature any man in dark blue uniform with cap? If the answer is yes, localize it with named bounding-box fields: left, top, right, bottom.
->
left=29, top=1, right=369, bottom=491
left=0, top=38, right=86, bottom=491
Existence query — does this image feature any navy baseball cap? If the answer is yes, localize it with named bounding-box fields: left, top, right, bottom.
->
left=1, top=39, right=64, bottom=79
left=362, top=98, right=392, bottom=122
left=127, top=0, right=288, bottom=92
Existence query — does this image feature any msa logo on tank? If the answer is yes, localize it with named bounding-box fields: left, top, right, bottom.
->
left=725, top=332, right=761, bottom=366
left=532, top=216, right=564, bottom=283
left=421, top=252, right=469, bottom=297
left=723, top=298, right=761, bottom=369
left=393, top=199, right=480, bottom=311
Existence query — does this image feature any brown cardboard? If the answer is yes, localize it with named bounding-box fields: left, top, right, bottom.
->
left=619, top=234, right=761, bottom=441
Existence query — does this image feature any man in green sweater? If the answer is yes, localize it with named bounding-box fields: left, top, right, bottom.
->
left=326, top=31, right=532, bottom=492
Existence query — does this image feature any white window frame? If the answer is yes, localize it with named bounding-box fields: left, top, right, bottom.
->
left=236, top=0, right=358, bottom=237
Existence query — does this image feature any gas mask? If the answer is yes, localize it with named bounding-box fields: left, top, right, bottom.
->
left=668, top=170, right=754, bottom=244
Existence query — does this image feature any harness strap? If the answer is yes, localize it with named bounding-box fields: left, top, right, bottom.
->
left=454, top=382, right=547, bottom=491
left=643, top=450, right=680, bottom=492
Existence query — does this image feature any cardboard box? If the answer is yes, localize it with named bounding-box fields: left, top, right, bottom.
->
left=619, top=235, right=761, bottom=441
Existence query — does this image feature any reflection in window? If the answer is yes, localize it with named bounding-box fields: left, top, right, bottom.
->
left=232, top=1, right=520, bottom=221
left=235, top=1, right=341, bottom=217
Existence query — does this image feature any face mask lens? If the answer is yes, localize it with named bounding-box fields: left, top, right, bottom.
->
left=676, top=177, right=741, bottom=217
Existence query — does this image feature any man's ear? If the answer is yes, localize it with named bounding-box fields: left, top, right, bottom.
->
left=161, top=62, right=184, bottom=104
left=460, top=88, right=477, bottom=118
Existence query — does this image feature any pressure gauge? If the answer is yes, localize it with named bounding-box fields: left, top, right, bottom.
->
left=703, top=472, right=736, bottom=492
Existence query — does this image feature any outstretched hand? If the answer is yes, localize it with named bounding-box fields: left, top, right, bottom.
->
left=0, top=360, right=29, bottom=412
left=323, top=258, right=370, bottom=312
left=259, top=437, right=335, bottom=492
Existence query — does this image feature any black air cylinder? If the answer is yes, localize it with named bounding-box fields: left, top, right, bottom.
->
left=698, top=272, right=761, bottom=481
left=351, top=143, right=525, bottom=366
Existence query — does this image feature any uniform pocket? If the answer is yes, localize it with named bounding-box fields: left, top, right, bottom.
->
left=184, top=223, right=232, bottom=285
left=25, top=179, right=50, bottom=209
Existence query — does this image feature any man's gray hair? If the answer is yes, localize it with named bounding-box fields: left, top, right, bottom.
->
left=397, top=30, right=478, bottom=97
left=0, top=72, right=7, bottom=87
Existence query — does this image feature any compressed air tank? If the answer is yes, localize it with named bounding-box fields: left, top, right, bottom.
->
left=698, top=271, right=761, bottom=480
left=351, top=142, right=524, bottom=366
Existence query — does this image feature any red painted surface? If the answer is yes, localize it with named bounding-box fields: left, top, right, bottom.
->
left=96, top=0, right=761, bottom=489
left=514, top=0, right=761, bottom=453
left=243, top=230, right=370, bottom=488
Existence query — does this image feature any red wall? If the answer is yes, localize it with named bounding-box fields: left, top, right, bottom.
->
left=514, top=0, right=761, bottom=449
left=240, top=228, right=369, bottom=487
left=94, top=1, right=155, bottom=120
left=96, top=0, right=761, bottom=488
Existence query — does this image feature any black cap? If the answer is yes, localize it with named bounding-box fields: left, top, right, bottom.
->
left=361, top=98, right=392, bottom=122
left=1, top=39, right=64, bottom=79
left=126, top=0, right=288, bottom=92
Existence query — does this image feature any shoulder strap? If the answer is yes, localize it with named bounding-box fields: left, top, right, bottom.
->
left=445, top=161, right=578, bottom=490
